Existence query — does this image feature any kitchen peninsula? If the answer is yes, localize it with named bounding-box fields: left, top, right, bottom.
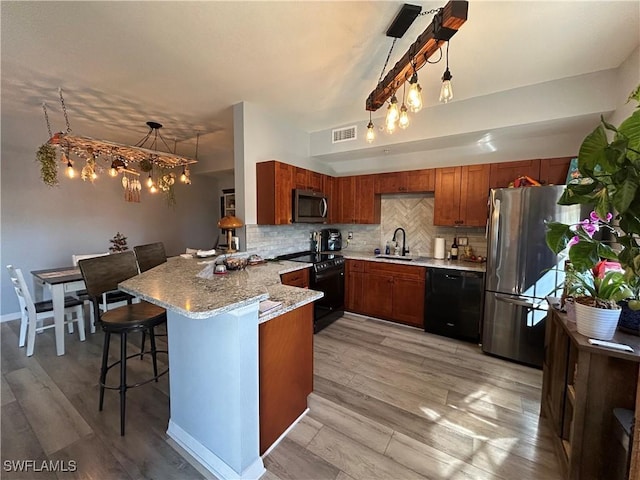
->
left=119, top=256, right=322, bottom=480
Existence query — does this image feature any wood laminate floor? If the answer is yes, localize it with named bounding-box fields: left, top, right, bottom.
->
left=1, top=313, right=562, bottom=480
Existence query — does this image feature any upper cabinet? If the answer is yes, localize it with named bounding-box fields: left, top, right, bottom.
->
left=539, top=157, right=572, bottom=186
left=295, top=167, right=323, bottom=192
left=434, top=164, right=490, bottom=227
left=375, top=169, right=435, bottom=194
left=489, top=157, right=572, bottom=188
left=337, top=175, right=380, bottom=224
left=256, top=161, right=295, bottom=225
left=489, top=160, right=541, bottom=189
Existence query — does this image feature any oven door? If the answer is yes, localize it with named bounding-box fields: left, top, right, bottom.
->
left=311, top=266, right=344, bottom=332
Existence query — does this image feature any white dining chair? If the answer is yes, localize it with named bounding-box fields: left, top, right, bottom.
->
left=7, top=265, right=86, bottom=357
left=72, top=253, right=135, bottom=333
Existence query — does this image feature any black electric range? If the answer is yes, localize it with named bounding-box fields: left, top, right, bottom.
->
left=279, top=251, right=345, bottom=332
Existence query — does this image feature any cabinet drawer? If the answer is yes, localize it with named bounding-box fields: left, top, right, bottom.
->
left=347, top=259, right=366, bottom=273
left=280, top=268, right=310, bottom=288
left=365, top=261, right=425, bottom=281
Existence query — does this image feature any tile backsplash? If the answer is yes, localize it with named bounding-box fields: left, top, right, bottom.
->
left=245, top=193, right=487, bottom=258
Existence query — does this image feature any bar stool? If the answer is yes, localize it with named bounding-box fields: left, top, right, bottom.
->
left=133, top=242, right=168, bottom=356
left=78, top=251, right=168, bottom=436
left=133, top=242, right=167, bottom=273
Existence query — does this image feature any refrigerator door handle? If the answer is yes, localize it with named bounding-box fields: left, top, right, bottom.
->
left=489, top=197, right=501, bottom=271
left=494, top=293, right=548, bottom=311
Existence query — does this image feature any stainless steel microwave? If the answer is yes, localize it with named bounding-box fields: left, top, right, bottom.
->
left=292, top=189, right=328, bottom=223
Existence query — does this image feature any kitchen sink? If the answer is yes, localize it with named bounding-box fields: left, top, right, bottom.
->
left=375, top=255, right=413, bottom=261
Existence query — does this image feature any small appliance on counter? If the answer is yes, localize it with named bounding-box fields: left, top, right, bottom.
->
left=320, top=228, right=342, bottom=251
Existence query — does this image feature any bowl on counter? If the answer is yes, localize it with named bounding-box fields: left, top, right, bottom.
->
left=223, top=257, right=248, bottom=271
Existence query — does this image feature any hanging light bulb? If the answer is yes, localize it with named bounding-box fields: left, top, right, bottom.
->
left=407, top=72, right=423, bottom=113
left=440, top=41, right=454, bottom=103
left=398, top=82, right=410, bottom=129
left=146, top=172, right=153, bottom=188
left=399, top=104, right=410, bottom=129
left=440, top=68, right=453, bottom=103
left=91, top=171, right=98, bottom=181
left=385, top=95, right=399, bottom=124
left=150, top=183, right=158, bottom=194
left=109, top=161, right=119, bottom=177
left=366, top=111, right=375, bottom=143
left=66, top=160, right=76, bottom=178
left=180, top=166, right=187, bottom=183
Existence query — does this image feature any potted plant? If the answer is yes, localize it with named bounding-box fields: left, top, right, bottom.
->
left=546, top=84, right=640, bottom=336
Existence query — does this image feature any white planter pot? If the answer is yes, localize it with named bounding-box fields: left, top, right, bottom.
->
left=574, top=302, right=621, bottom=340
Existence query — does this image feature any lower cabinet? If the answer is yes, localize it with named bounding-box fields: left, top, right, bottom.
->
left=280, top=268, right=310, bottom=288
left=345, top=259, right=425, bottom=328
left=259, top=303, right=313, bottom=454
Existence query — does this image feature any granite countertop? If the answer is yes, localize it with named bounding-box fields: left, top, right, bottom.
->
left=119, top=257, right=322, bottom=320
left=341, top=251, right=486, bottom=273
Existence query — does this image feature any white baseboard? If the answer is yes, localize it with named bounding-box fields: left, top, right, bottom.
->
left=1, top=312, right=20, bottom=323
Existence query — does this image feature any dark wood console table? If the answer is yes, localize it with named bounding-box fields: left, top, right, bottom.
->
left=542, top=308, right=640, bottom=479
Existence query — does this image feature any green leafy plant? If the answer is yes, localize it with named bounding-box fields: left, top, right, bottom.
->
left=564, top=260, right=632, bottom=309
left=36, top=143, right=58, bottom=187
left=546, top=84, right=640, bottom=310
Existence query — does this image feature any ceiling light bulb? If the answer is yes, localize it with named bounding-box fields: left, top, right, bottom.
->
left=440, top=68, right=453, bottom=103
left=146, top=174, right=153, bottom=188
left=66, top=161, right=75, bottom=179
left=109, top=167, right=118, bottom=177
left=366, top=121, right=375, bottom=143
left=386, top=95, right=399, bottom=124
left=407, top=73, right=422, bottom=113
left=385, top=117, right=397, bottom=134
left=399, top=104, right=410, bottom=129
left=91, top=171, right=98, bottom=180
left=150, top=184, right=158, bottom=194
left=180, top=166, right=187, bottom=183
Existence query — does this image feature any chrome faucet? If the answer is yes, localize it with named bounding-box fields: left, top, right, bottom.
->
left=392, top=227, right=408, bottom=256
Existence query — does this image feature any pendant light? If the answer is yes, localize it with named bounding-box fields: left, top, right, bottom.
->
left=366, top=111, right=375, bottom=143
left=399, top=82, right=410, bottom=129
left=439, top=41, right=454, bottom=103
left=407, top=68, right=423, bottom=113
left=385, top=94, right=399, bottom=133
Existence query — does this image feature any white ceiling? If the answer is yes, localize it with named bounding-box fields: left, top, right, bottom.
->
left=2, top=1, right=639, bottom=175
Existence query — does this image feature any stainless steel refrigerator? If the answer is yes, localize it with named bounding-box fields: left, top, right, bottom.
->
left=482, top=185, right=581, bottom=368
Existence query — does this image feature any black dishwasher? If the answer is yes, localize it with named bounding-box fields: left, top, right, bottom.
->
left=425, top=268, right=485, bottom=343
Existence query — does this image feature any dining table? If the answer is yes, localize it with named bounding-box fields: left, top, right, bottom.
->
left=31, top=266, right=86, bottom=356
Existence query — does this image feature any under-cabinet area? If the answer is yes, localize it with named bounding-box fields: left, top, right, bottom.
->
left=542, top=308, right=640, bottom=480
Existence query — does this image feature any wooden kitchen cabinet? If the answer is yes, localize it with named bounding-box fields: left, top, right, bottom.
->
left=540, top=157, right=573, bottom=185
left=257, top=160, right=295, bottom=225
left=295, top=167, right=323, bottom=192
left=280, top=268, right=310, bottom=288
left=489, top=159, right=541, bottom=188
left=259, top=303, right=313, bottom=454
left=338, top=175, right=380, bottom=224
left=434, top=164, right=490, bottom=227
left=375, top=169, right=435, bottom=194
left=542, top=309, right=640, bottom=479
left=345, top=259, right=425, bottom=328
left=345, top=259, right=365, bottom=312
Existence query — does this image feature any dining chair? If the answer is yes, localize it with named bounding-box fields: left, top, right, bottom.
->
left=133, top=242, right=167, bottom=273
left=78, top=251, right=168, bottom=436
left=72, top=253, right=135, bottom=333
left=6, top=265, right=86, bottom=357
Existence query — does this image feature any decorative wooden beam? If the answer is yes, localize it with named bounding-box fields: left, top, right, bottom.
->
left=366, top=0, right=468, bottom=111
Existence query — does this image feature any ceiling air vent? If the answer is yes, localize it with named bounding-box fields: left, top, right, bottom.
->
left=332, top=125, right=357, bottom=144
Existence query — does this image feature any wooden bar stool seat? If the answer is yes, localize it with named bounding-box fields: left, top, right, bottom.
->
left=78, top=251, right=168, bottom=436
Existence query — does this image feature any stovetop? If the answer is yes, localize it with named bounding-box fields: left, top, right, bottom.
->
left=287, top=253, right=341, bottom=264
left=279, top=251, right=344, bottom=272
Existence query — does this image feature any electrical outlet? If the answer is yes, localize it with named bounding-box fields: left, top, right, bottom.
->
left=347, top=231, right=353, bottom=240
